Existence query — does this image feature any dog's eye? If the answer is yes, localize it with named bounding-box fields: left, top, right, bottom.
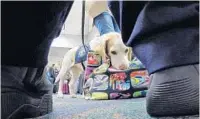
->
left=125, top=49, right=128, bottom=53
left=111, top=51, right=117, bottom=55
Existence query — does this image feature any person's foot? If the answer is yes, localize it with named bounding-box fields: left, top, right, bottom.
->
left=146, top=64, right=199, bottom=117
left=1, top=65, right=53, bottom=119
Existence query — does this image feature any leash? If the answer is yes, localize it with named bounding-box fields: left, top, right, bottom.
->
left=81, top=0, right=86, bottom=70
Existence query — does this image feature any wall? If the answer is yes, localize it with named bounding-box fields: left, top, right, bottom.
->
left=48, top=1, right=99, bottom=66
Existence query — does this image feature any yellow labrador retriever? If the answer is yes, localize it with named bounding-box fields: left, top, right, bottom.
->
left=55, top=32, right=132, bottom=98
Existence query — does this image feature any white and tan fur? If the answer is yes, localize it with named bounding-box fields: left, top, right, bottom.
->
left=55, top=32, right=132, bottom=98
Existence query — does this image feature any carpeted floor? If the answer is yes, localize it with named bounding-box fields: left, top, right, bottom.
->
left=33, top=94, right=199, bottom=119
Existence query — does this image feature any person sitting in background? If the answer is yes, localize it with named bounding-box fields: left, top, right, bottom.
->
left=54, top=61, right=62, bottom=77
left=47, top=64, right=56, bottom=84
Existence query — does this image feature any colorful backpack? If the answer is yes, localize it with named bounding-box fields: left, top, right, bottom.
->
left=83, top=51, right=150, bottom=100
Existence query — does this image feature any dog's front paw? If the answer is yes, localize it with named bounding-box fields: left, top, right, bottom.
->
left=70, top=94, right=77, bottom=98
left=57, top=92, right=64, bottom=98
left=81, top=95, right=85, bottom=99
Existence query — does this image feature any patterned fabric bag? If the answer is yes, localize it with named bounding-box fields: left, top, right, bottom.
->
left=83, top=51, right=150, bottom=100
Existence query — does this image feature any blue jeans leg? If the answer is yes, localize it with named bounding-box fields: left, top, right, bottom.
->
left=94, top=11, right=121, bottom=36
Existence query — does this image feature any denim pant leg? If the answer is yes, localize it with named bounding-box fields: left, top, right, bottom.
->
left=94, top=11, right=121, bottom=36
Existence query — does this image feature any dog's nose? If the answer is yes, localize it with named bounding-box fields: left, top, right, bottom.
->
left=119, top=64, right=127, bottom=70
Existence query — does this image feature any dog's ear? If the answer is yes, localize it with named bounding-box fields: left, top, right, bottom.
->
left=127, top=47, right=133, bottom=61
left=93, top=35, right=110, bottom=62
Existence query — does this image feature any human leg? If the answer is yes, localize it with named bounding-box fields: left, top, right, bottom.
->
left=146, top=64, right=199, bottom=116
left=108, top=1, right=199, bottom=117
left=1, top=1, right=73, bottom=118
left=94, top=11, right=121, bottom=36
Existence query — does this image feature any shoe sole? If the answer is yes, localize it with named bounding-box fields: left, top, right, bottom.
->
left=3, top=93, right=52, bottom=119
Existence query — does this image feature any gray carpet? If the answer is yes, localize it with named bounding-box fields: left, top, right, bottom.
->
left=33, top=94, right=199, bottom=119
